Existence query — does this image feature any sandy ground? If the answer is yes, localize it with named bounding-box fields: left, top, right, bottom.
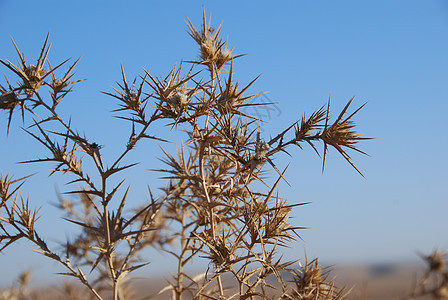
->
left=333, top=263, right=428, bottom=300
left=1, top=263, right=433, bottom=299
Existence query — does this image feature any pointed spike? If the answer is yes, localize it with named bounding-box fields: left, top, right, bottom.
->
left=322, top=142, right=328, bottom=175
left=10, top=37, right=26, bottom=69
left=37, top=32, right=51, bottom=68
left=333, top=97, right=354, bottom=125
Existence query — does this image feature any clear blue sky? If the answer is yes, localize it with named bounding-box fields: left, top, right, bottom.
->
left=1, top=0, right=447, bottom=286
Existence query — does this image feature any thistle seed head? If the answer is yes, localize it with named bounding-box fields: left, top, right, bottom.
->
left=50, top=79, right=65, bottom=94
left=209, top=238, right=234, bottom=268
left=24, top=64, right=46, bottom=91
left=186, top=10, right=235, bottom=77
left=424, top=250, right=447, bottom=273
left=255, top=140, right=270, bottom=160
left=125, top=90, right=141, bottom=110
left=170, top=90, right=189, bottom=108
left=221, top=48, right=234, bottom=61
left=264, top=202, right=291, bottom=239
left=0, top=91, right=20, bottom=110
left=217, top=93, right=237, bottom=110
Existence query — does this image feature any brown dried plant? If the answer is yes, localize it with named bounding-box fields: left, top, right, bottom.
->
left=402, top=250, right=448, bottom=300
left=0, top=271, right=41, bottom=300
left=0, top=9, right=368, bottom=300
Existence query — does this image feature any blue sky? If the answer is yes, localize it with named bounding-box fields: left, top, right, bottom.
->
left=1, top=0, right=447, bottom=285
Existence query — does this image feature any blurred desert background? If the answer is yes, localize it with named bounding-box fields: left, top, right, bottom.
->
left=0, top=262, right=436, bottom=299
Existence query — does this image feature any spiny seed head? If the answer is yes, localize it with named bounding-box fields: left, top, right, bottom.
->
left=201, top=37, right=217, bottom=57
left=24, top=64, right=46, bottom=90
left=19, top=207, right=38, bottom=232
left=265, top=204, right=291, bottom=238
left=285, top=258, right=348, bottom=299
left=198, top=35, right=234, bottom=72
left=210, top=239, right=234, bottom=268
left=200, top=38, right=233, bottom=66
left=217, top=93, right=237, bottom=109
left=18, top=271, right=31, bottom=286
left=0, top=91, right=20, bottom=110
left=125, top=90, right=140, bottom=110
left=221, top=48, right=233, bottom=60
left=187, top=11, right=235, bottom=77
left=51, top=79, right=65, bottom=94
left=97, top=214, right=126, bottom=244
left=25, top=64, right=43, bottom=78
left=425, top=251, right=446, bottom=273
left=171, top=91, right=189, bottom=107
left=255, top=140, right=270, bottom=160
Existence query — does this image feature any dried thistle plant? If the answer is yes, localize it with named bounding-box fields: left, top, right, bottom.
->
left=282, top=258, right=351, bottom=300
left=0, top=9, right=369, bottom=300
left=0, top=271, right=41, bottom=300
left=404, top=250, right=448, bottom=300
